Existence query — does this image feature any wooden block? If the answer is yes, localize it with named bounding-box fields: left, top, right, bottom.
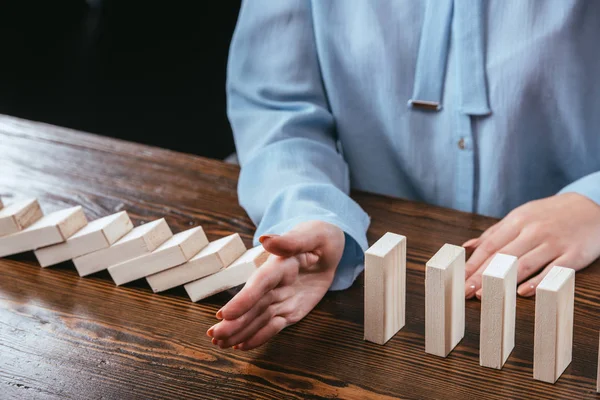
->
left=0, top=198, right=43, bottom=237
left=533, top=266, right=575, bottom=383
left=597, top=333, right=600, bottom=393
left=72, top=218, right=172, bottom=277
left=364, top=232, right=406, bottom=345
left=108, top=226, right=209, bottom=285
left=184, top=245, right=268, bottom=302
left=480, top=253, right=518, bottom=369
left=0, top=206, right=87, bottom=257
left=425, top=243, right=465, bottom=357
left=146, top=233, right=246, bottom=293
left=34, top=211, right=133, bottom=267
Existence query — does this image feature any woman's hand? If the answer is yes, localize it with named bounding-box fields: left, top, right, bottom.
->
left=463, top=193, right=600, bottom=299
left=207, top=220, right=345, bottom=350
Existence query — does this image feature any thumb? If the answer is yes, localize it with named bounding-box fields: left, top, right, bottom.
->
left=259, top=226, right=325, bottom=258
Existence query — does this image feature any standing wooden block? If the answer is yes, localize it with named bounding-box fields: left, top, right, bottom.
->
left=363, top=232, right=406, bottom=345
left=34, top=211, right=133, bottom=267
left=0, top=206, right=87, bottom=257
left=597, top=333, right=600, bottom=393
left=108, top=226, right=209, bottom=285
left=72, top=218, right=172, bottom=277
left=533, top=266, right=575, bottom=383
left=480, top=253, right=518, bottom=369
left=146, top=233, right=246, bottom=293
left=0, top=198, right=43, bottom=237
left=184, top=245, right=268, bottom=302
left=425, top=243, right=465, bottom=357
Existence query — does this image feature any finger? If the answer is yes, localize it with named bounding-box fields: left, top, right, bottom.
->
left=465, top=232, right=547, bottom=299
left=515, top=242, right=560, bottom=284
left=496, top=231, right=539, bottom=260
left=465, top=222, right=519, bottom=279
left=210, top=286, right=295, bottom=340
left=461, top=221, right=502, bottom=248
left=218, top=256, right=298, bottom=320
left=259, top=226, right=326, bottom=258
left=517, top=255, right=571, bottom=297
left=216, top=303, right=281, bottom=348
left=462, top=238, right=479, bottom=248
left=236, top=316, right=288, bottom=351
left=475, top=288, right=482, bottom=300
left=478, top=221, right=502, bottom=242
left=465, top=252, right=495, bottom=299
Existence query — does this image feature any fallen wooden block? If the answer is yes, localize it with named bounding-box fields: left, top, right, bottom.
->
left=364, top=232, right=406, bottom=345
left=72, top=218, right=172, bottom=277
left=108, top=226, right=209, bottom=285
left=184, top=245, right=268, bottom=302
left=0, top=206, right=87, bottom=257
left=480, top=253, right=517, bottom=369
left=34, top=211, right=134, bottom=267
left=533, top=266, right=575, bottom=383
left=146, top=233, right=246, bottom=293
left=0, top=198, right=43, bottom=237
left=425, top=243, right=465, bottom=357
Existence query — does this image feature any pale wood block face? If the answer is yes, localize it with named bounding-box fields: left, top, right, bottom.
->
left=0, top=206, right=88, bottom=257
left=139, top=219, right=173, bottom=252
left=184, top=245, right=267, bottom=302
left=100, top=211, right=134, bottom=245
left=425, top=243, right=465, bottom=357
left=0, top=198, right=43, bottom=237
left=533, top=266, right=575, bottom=383
left=53, top=206, right=88, bottom=239
left=597, top=333, right=600, bottom=393
left=72, top=219, right=173, bottom=277
left=479, top=253, right=517, bottom=369
left=33, top=212, right=134, bottom=267
left=107, top=227, right=207, bottom=285
left=364, top=232, right=406, bottom=345
left=146, top=233, right=246, bottom=293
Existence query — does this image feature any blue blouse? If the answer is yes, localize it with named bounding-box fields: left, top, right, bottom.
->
left=226, top=0, right=600, bottom=290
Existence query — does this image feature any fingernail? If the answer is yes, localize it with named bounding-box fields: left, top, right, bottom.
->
left=475, top=289, right=482, bottom=300
left=465, top=283, right=477, bottom=299
left=258, top=234, right=278, bottom=244
left=207, top=327, right=214, bottom=337
left=211, top=338, right=217, bottom=345
left=216, top=309, right=223, bottom=320
left=518, top=283, right=536, bottom=297
left=232, top=345, right=238, bottom=350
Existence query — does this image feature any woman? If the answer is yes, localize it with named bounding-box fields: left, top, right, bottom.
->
left=207, top=0, right=600, bottom=351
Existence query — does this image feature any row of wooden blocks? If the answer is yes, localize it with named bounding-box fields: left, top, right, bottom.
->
left=0, top=198, right=268, bottom=302
left=364, top=232, right=590, bottom=387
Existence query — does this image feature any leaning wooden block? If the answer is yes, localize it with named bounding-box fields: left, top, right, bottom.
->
left=184, top=245, right=268, bottom=302
left=0, top=198, right=43, bottom=237
left=0, top=206, right=87, bottom=257
left=364, top=232, right=406, bottom=345
left=108, top=226, right=209, bottom=285
left=72, top=218, right=172, bottom=277
left=425, top=243, right=465, bottom=357
left=533, top=266, right=575, bottom=384
left=34, top=211, right=133, bottom=267
left=480, top=253, right=518, bottom=369
left=146, top=233, right=246, bottom=293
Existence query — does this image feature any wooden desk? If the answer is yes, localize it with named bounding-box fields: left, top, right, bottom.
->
left=1, top=115, right=598, bottom=399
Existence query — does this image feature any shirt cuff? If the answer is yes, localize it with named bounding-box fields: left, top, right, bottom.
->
left=558, top=171, right=600, bottom=206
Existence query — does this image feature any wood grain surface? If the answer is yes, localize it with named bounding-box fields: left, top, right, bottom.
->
left=1, top=114, right=599, bottom=399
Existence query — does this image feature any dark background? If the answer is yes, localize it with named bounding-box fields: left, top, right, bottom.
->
left=0, top=0, right=241, bottom=160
